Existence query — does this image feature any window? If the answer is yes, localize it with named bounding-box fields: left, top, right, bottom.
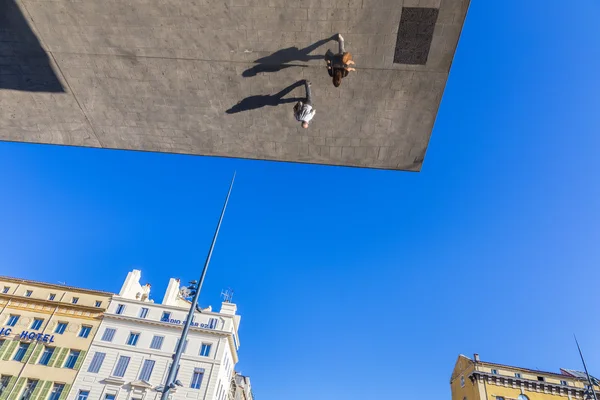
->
left=515, top=373, right=522, bottom=378
left=113, top=356, right=131, bottom=377
left=200, top=343, right=211, bottom=357
left=460, top=376, right=465, bottom=387
left=1, top=375, right=11, bottom=395
left=138, top=359, right=155, bottom=382
left=31, top=318, right=44, bottom=330
left=150, top=336, right=164, bottom=350
left=48, top=383, right=65, bottom=400
left=161, top=312, right=171, bottom=322
left=518, top=395, right=530, bottom=400
left=175, top=338, right=188, bottom=353
left=87, top=352, right=106, bottom=373
left=48, top=293, right=56, bottom=301
left=20, top=379, right=38, bottom=400
left=105, top=395, right=115, bottom=400
left=55, top=322, right=67, bottom=334
left=39, top=346, right=55, bottom=366
left=95, top=301, right=102, bottom=308
left=72, top=297, right=79, bottom=304
left=190, top=368, right=204, bottom=389
left=561, top=380, right=568, bottom=386
left=126, top=332, right=140, bottom=346
left=77, top=391, right=89, bottom=400
left=79, top=326, right=92, bottom=338
left=13, top=342, right=30, bottom=362
left=115, top=304, right=125, bottom=315
left=25, top=290, right=33, bottom=297
left=496, top=397, right=505, bottom=400
left=2, top=286, right=9, bottom=294
left=64, top=350, right=80, bottom=369
left=208, top=318, right=218, bottom=329
left=537, top=376, right=545, bottom=382
left=7, top=314, right=20, bottom=327
left=139, top=308, right=149, bottom=318
left=101, top=328, right=116, bottom=342
left=491, top=369, right=498, bottom=375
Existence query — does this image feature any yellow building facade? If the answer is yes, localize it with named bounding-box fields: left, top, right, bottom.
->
left=451, top=354, right=600, bottom=400
left=0, top=276, right=112, bottom=400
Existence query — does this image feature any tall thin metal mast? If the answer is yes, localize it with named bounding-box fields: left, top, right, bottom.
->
left=575, top=335, right=599, bottom=400
left=160, top=173, right=236, bottom=400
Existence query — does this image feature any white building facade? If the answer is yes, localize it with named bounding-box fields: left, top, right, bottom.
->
left=67, top=270, right=241, bottom=400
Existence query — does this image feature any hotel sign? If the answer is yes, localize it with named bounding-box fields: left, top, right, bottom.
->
left=161, top=317, right=218, bottom=330
left=0, top=328, right=56, bottom=343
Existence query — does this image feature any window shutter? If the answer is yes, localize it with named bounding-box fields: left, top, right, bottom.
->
left=58, top=384, right=71, bottom=400
left=0, top=339, right=9, bottom=358
left=1, top=341, right=18, bottom=361
left=6, top=377, right=26, bottom=400
left=22, top=343, right=36, bottom=362
left=0, top=376, right=17, bottom=400
left=33, top=382, right=52, bottom=400
left=74, top=350, right=87, bottom=370
left=29, top=380, right=45, bottom=400
left=53, top=348, right=68, bottom=368
left=47, top=347, right=61, bottom=367
left=28, top=344, right=44, bottom=364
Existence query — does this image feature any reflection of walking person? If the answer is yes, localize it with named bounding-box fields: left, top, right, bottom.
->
left=294, top=80, right=316, bottom=129
left=325, top=34, right=356, bottom=87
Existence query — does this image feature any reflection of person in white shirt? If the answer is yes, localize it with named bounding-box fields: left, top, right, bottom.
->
left=294, top=80, right=316, bottom=129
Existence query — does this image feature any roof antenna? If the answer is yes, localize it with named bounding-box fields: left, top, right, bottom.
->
left=575, top=335, right=599, bottom=400
left=221, top=288, right=234, bottom=303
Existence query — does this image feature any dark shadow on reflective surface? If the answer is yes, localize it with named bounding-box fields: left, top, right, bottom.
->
left=226, top=80, right=305, bottom=114
left=0, top=0, right=64, bottom=92
left=242, top=36, right=336, bottom=77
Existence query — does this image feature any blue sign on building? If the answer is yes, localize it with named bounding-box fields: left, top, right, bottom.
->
left=161, top=317, right=218, bottom=329
left=0, top=328, right=55, bottom=343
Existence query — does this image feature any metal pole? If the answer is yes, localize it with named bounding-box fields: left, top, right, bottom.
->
left=575, top=335, right=599, bottom=400
left=160, top=173, right=236, bottom=400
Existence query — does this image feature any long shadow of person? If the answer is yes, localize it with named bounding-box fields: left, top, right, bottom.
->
left=226, top=80, right=305, bottom=114
left=242, top=36, right=336, bottom=77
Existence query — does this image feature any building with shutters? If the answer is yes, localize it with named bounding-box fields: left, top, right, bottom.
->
left=0, top=276, right=112, bottom=400
left=451, top=354, right=600, bottom=400
left=68, top=270, right=242, bottom=400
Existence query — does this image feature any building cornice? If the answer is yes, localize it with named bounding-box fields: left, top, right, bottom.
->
left=0, top=276, right=114, bottom=296
left=110, top=296, right=232, bottom=318
left=0, top=295, right=108, bottom=314
left=470, top=371, right=599, bottom=398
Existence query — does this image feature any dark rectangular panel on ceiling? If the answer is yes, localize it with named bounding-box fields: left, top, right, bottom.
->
left=393, top=7, right=439, bottom=65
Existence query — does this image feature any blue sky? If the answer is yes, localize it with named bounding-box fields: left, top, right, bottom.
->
left=1, top=0, right=600, bottom=399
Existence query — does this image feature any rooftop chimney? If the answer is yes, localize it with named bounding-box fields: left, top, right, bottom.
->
left=474, top=353, right=480, bottom=362
left=219, top=302, right=237, bottom=316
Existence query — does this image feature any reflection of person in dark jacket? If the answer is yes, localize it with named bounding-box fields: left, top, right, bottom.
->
left=325, top=34, right=356, bottom=87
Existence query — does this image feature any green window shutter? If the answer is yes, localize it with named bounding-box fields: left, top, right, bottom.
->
left=0, top=376, right=17, bottom=400
left=2, top=341, right=18, bottom=361
left=7, top=377, right=26, bottom=400
left=22, top=342, right=36, bottom=363
left=29, top=380, right=45, bottom=400
left=28, top=344, right=43, bottom=364
left=73, top=350, right=86, bottom=370
left=47, top=347, right=61, bottom=367
left=0, top=339, right=9, bottom=358
left=57, top=384, right=71, bottom=400
left=54, top=348, right=68, bottom=368
left=33, top=381, right=52, bottom=400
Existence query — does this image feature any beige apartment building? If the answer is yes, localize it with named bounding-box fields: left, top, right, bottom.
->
left=0, top=276, right=112, bottom=400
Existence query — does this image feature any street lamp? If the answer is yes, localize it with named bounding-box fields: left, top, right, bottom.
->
left=160, top=173, right=236, bottom=400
